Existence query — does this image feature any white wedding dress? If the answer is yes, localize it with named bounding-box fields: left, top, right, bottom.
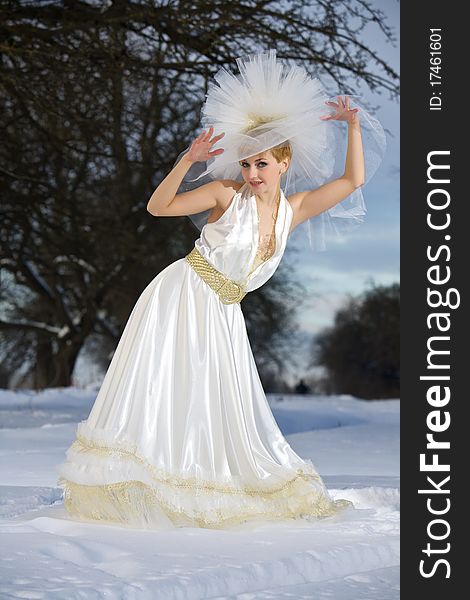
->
left=56, top=182, right=353, bottom=529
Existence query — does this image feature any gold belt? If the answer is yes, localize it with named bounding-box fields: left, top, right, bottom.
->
left=185, top=246, right=247, bottom=304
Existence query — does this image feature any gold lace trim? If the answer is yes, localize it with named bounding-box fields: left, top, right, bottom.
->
left=248, top=232, right=276, bottom=276
left=58, top=477, right=353, bottom=530
left=69, top=433, right=324, bottom=495
left=58, top=429, right=354, bottom=528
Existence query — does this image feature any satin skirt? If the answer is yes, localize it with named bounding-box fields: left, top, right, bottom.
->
left=56, top=257, right=353, bottom=529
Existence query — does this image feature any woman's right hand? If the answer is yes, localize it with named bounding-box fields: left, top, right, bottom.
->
left=186, top=126, right=225, bottom=163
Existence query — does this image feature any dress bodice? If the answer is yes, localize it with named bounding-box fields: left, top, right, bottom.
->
left=247, top=231, right=276, bottom=277
left=194, top=182, right=293, bottom=293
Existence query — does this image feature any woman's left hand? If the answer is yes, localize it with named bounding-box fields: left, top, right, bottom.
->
left=320, top=95, right=359, bottom=124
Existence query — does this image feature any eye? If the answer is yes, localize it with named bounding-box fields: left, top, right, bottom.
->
left=239, top=161, right=268, bottom=168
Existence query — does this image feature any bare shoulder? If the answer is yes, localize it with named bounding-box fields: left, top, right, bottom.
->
left=207, top=179, right=245, bottom=222
left=214, top=179, right=244, bottom=206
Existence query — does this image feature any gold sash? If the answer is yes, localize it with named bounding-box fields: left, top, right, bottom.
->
left=185, top=247, right=247, bottom=304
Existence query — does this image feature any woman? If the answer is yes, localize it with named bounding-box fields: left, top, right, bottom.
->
left=56, top=51, right=384, bottom=530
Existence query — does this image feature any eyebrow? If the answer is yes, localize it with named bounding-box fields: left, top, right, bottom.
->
left=240, top=157, right=268, bottom=163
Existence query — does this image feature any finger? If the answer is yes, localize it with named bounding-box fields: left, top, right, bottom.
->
left=210, top=132, right=225, bottom=144
left=203, top=125, right=214, bottom=141
left=345, top=96, right=350, bottom=109
left=325, top=100, right=338, bottom=107
left=208, top=148, right=225, bottom=156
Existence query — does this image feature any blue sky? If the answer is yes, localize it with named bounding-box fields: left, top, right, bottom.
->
left=284, top=0, right=399, bottom=382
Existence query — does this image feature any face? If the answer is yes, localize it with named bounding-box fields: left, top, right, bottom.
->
left=239, top=150, right=289, bottom=192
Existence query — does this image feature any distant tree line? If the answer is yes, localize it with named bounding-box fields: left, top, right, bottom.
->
left=313, top=282, right=400, bottom=400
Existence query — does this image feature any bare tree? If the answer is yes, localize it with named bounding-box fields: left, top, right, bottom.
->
left=0, top=0, right=399, bottom=389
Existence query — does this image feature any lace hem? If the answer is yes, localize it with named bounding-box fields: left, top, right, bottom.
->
left=58, top=477, right=353, bottom=530
left=56, top=421, right=354, bottom=529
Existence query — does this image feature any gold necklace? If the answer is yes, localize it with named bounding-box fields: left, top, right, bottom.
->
left=249, top=188, right=281, bottom=273
left=256, top=188, right=281, bottom=231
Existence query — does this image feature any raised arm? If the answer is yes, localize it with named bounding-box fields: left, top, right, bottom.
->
left=147, top=127, right=226, bottom=217
left=288, top=96, right=366, bottom=232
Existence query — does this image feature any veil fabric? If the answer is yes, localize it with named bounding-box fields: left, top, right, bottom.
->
left=175, top=49, right=387, bottom=251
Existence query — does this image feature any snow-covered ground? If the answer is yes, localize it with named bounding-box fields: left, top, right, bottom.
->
left=0, top=387, right=399, bottom=599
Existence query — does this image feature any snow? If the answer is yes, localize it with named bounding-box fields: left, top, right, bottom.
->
left=0, top=387, right=399, bottom=599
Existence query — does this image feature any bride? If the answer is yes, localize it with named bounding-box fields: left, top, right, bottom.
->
left=56, top=51, right=385, bottom=530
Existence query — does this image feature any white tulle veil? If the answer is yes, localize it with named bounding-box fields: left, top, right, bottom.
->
left=174, top=49, right=387, bottom=251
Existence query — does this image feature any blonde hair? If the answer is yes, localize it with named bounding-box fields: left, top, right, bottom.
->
left=268, top=141, right=292, bottom=164
left=238, top=141, right=292, bottom=167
